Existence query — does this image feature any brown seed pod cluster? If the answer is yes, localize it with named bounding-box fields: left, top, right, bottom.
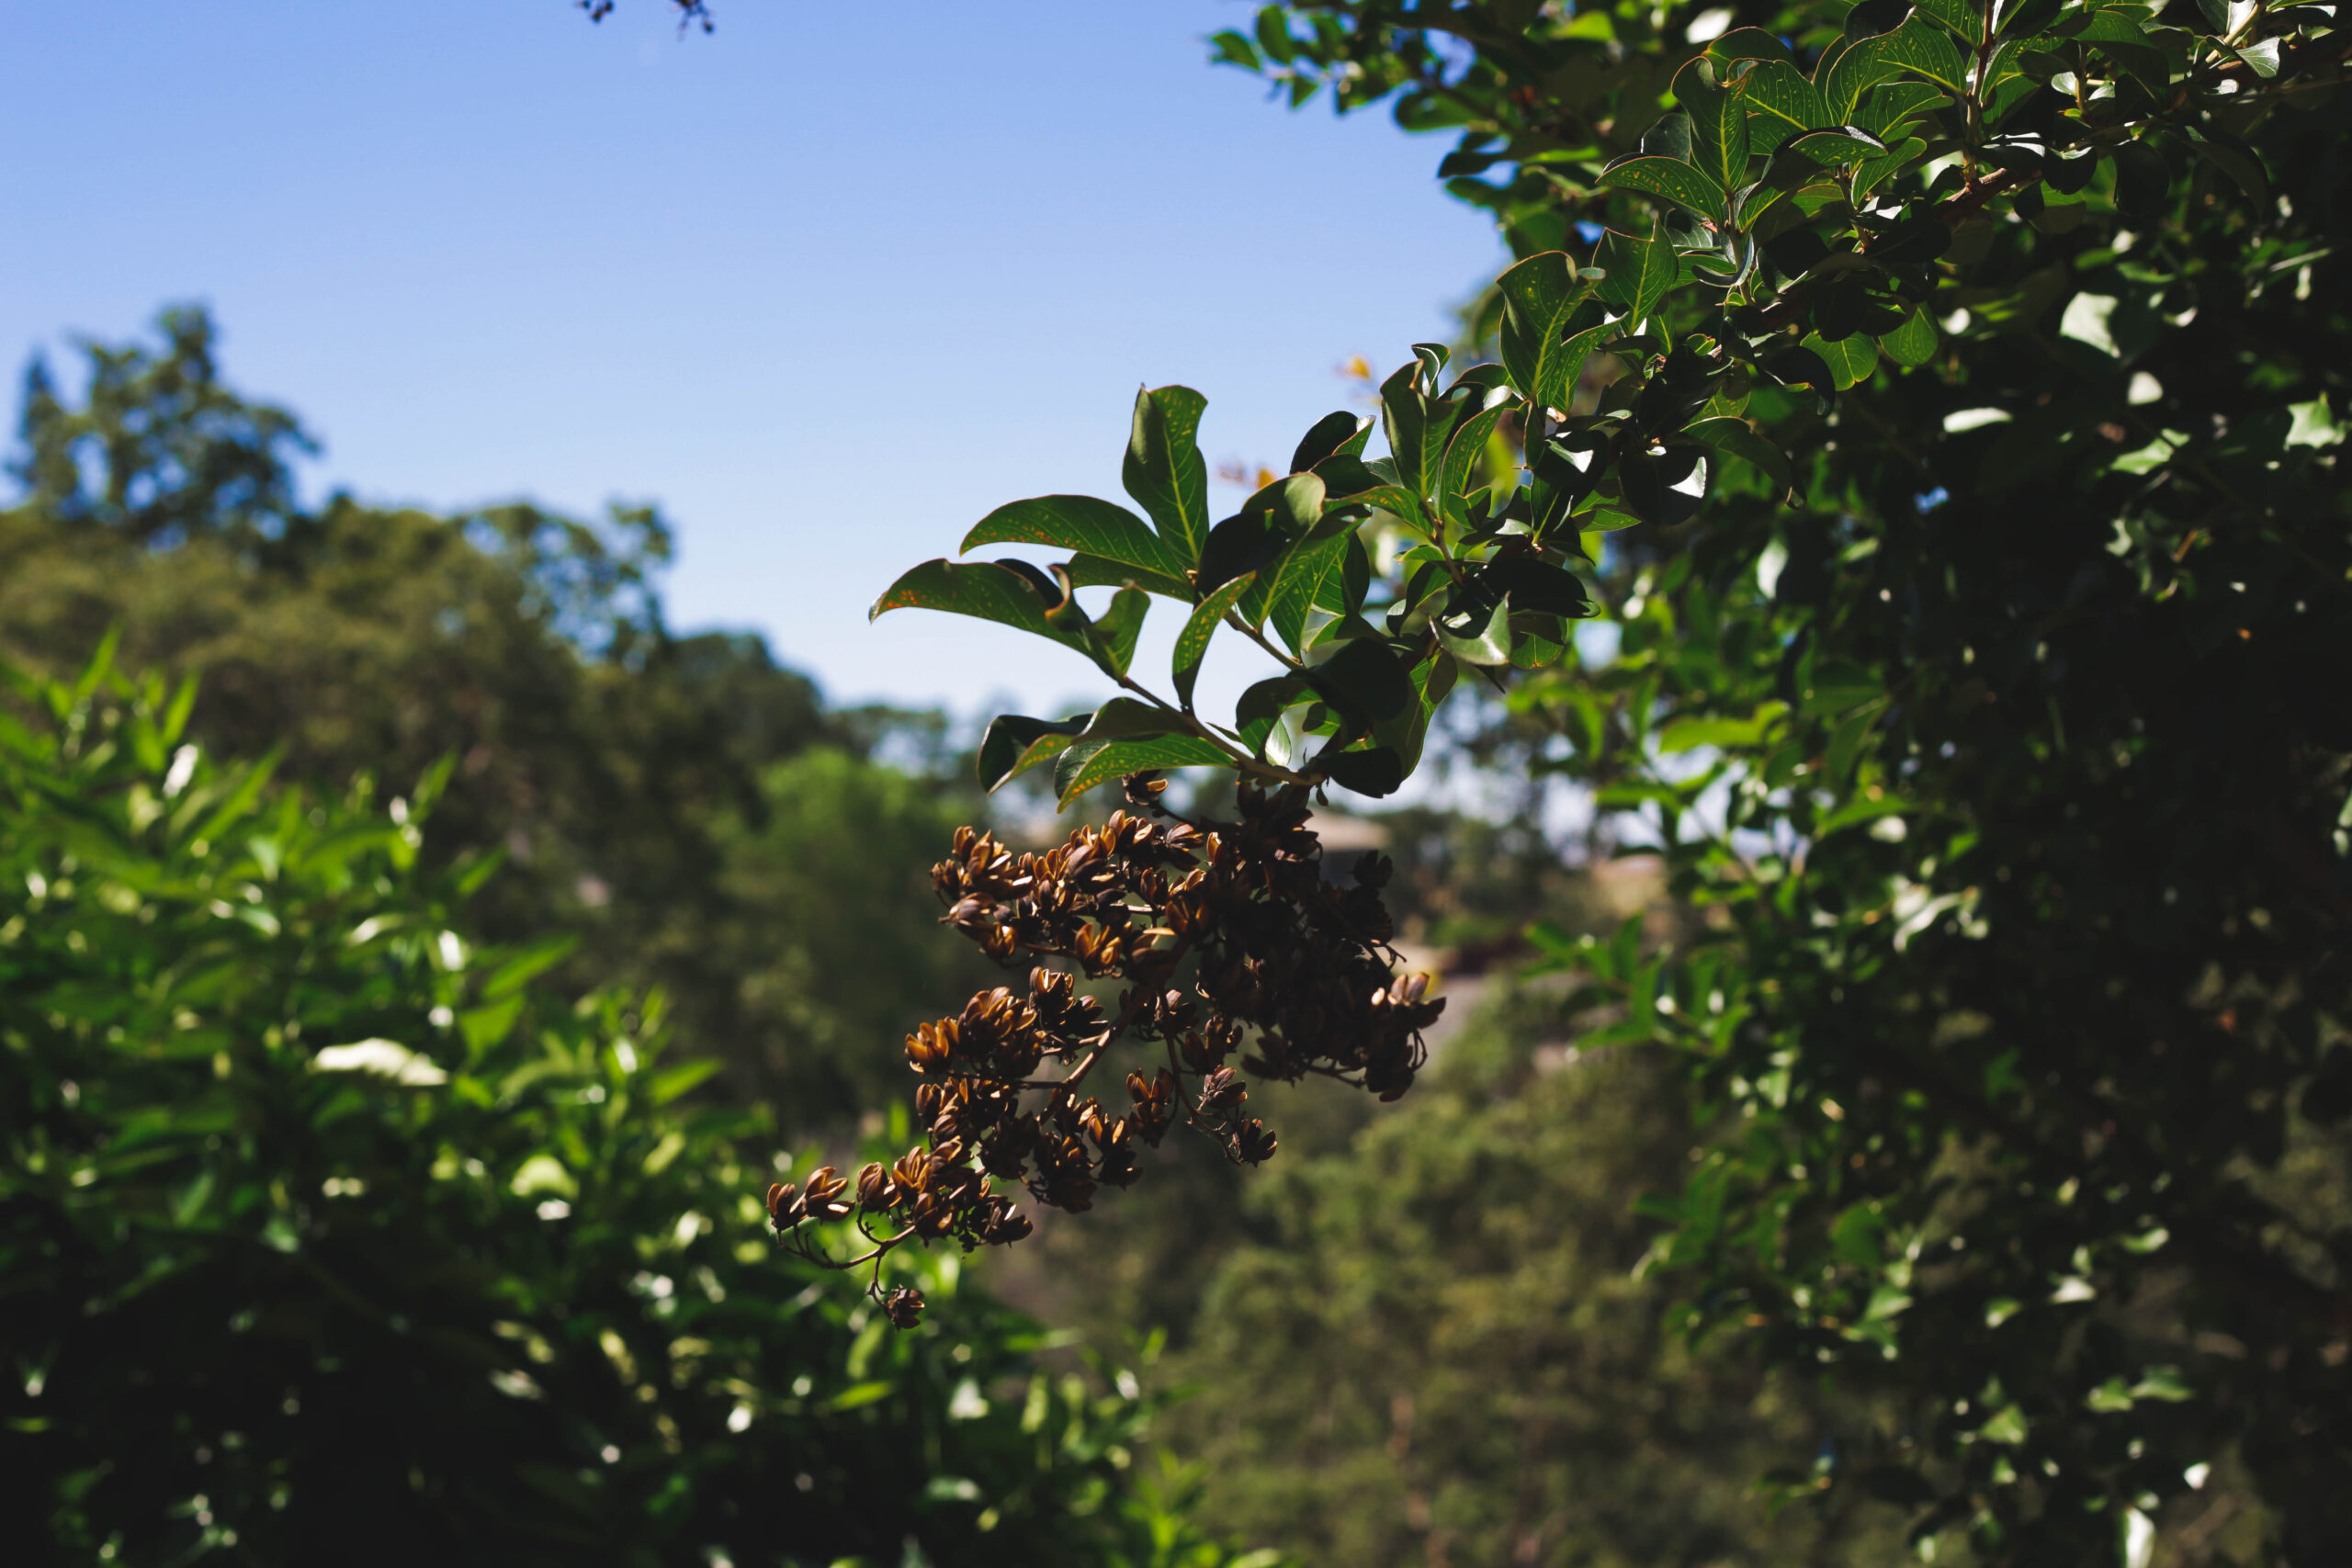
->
left=768, top=778, right=1443, bottom=1323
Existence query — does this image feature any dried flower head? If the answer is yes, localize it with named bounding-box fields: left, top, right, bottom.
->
left=767, top=781, right=1441, bottom=1325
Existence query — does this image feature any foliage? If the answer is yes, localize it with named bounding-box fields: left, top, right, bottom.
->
left=1170, top=1000, right=1908, bottom=1567
left=850, top=1, right=2352, bottom=1562
left=0, top=645, right=1273, bottom=1568
left=707, top=746, right=1001, bottom=1116
left=2, top=308, right=980, bottom=1122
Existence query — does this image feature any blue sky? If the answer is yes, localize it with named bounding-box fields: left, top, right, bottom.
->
left=3, top=1, right=1501, bottom=721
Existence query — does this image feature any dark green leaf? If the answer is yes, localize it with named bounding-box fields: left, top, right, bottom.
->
left=1878, top=306, right=1939, bottom=367
left=1593, top=227, right=1680, bottom=321
left=1598, top=155, right=1729, bottom=221
left=646, top=1058, right=721, bottom=1106
left=1062, top=552, right=1193, bottom=602
left=1290, top=411, right=1373, bottom=472
left=960, top=494, right=1187, bottom=587
left=482, top=934, right=581, bottom=1001
left=1321, top=745, right=1408, bottom=797
left=1802, top=332, right=1881, bottom=389
left=1438, top=403, right=1509, bottom=521
left=977, top=713, right=1089, bottom=791
left=1880, top=17, right=1972, bottom=91
left=1618, top=447, right=1710, bottom=527
left=1174, top=576, right=1255, bottom=708
left=1266, top=534, right=1352, bottom=656
left=1305, top=636, right=1414, bottom=724
left=1784, top=127, right=1888, bottom=166
left=870, top=558, right=1092, bottom=656
left=1473, top=554, right=1592, bottom=617
left=1871, top=214, right=1951, bottom=264
left=1096, top=586, right=1149, bottom=675
left=1381, top=360, right=1465, bottom=498
left=1231, top=673, right=1312, bottom=753
left=1708, top=27, right=1793, bottom=62
left=1498, top=252, right=1612, bottom=413
left=1676, top=55, right=1753, bottom=195
left=1855, top=80, right=1949, bottom=140
left=2111, top=141, right=2168, bottom=220
left=1434, top=586, right=1514, bottom=665
left=1820, top=35, right=1904, bottom=121
left=1123, top=385, right=1213, bottom=566
left=1053, top=734, right=1233, bottom=807
left=1076, top=696, right=1188, bottom=744
left=1910, top=0, right=1984, bottom=41
left=1684, top=416, right=1796, bottom=494
left=1736, top=59, right=1831, bottom=151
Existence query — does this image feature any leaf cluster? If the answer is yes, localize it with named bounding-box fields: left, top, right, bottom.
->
left=0, top=643, right=1274, bottom=1567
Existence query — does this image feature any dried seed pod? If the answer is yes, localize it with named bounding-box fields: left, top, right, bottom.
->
left=771, top=780, right=1440, bottom=1325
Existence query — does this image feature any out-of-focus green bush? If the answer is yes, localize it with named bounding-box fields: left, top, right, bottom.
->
left=0, top=641, right=1275, bottom=1568
left=1, top=308, right=985, bottom=1123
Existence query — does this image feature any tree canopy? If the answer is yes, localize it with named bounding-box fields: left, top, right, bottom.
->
left=803, top=1, right=2352, bottom=1562
left=2, top=307, right=994, bottom=1123
left=0, top=645, right=1277, bottom=1565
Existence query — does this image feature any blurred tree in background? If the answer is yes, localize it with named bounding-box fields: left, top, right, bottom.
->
left=0, top=648, right=1272, bottom=1566
left=1, top=308, right=993, bottom=1123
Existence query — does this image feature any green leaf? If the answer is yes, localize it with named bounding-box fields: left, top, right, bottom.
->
left=1855, top=80, right=1949, bottom=140
left=1593, top=226, right=1679, bottom=322
left=1076, top=696, right=1189, bottom=745
left=1852, top=136, right=1928, bottom=201
left=1675, top=55, right=1752, bottom=195
left=960, top=494, right=1187, bottom=587
left=646, top=1057, right=722, bottom=1106
left=1438, top=403, right=1508, bottom=520
left=1597, top=155, right=1728, bottom=221
left=1061, top=552, right=1193, bottom=602
left=1802, top=332, right=1881, bottom=390
left=1174, top=576, right=1255, bottom=708
left=1707, top=26, right=1792, bottom=63
left=870, top=558, right=1091, bottom=656
left=825, top=1381, right=898, bottom=1413
left=1879, top=16, right=1972, bottom=92
left=1434, top=589, right=1513, bottom=666
left=1735, top=59, right=1831, bottom=151
left=1290, top=411, right=1372, bottom=472
left=1233, top=474, right=1333, bottom=624
left=482, top=934, right=581, bottom=1000
left=2132, top=1365, right=2193, bottom=1403
left=1911, top=0, right=1985, bottom=40
left=1093, top=586, right=1148, bottom=675
left=1819, top=35, right=1902, bottom=121
left=1878, top=306, right=1939, bottom=367
left=190, top=750, right=281, bottom=848
left=1497, top=251, right=1610, bottom=412
left=2188, top=135, right=2270, bottom=206
left=1683, top=416, right=1796, bottom=494
left=1473, top=554, right=1591, bottom=617
left=1380, top=361, right=1461, bottom=498
left=1321, top=744, right=1408, bottom=797
left=1053, top=735, right=1233, bottom=807
left=1305, top=636, right=1414, bottom=725
left=1266, top=534, right=1352, bottom=656
left=1658, top=711, right=1781, bottom=752
left=977, top=713, right=1089, bottom=791
left=459, top=995, right=525, bottom=1055
left=1123, top=385, right=1213, bottom=566
left=1783, top=127, right=1887, bottom=166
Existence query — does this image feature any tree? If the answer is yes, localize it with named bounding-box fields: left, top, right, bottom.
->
left=777, top=3, right=2352, bottom=1562
left=2, top=309, right=987, bottom=1122
left=1168, top=1004, right=1908, bottom=1567
left=0, top=644, right=1272, bottom=1566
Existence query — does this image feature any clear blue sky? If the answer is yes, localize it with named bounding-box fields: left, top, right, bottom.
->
left=3, top=1, right=1501, bottom=721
